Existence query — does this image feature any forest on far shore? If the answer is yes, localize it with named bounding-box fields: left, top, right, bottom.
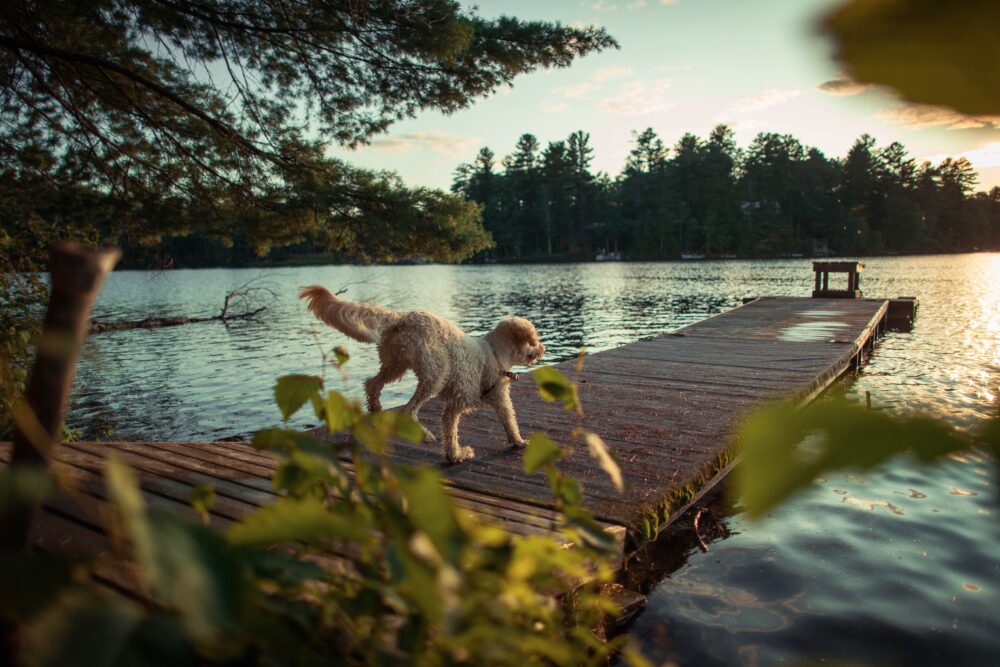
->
left=116, top=125, right=1000, bottom=268
left=450, top=125, right=1000, bottom=261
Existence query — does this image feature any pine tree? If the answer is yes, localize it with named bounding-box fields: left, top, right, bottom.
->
left=565, top=131, right=597, bottom=254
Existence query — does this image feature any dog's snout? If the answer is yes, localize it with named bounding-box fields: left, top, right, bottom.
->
left=528, top=344, right=545, bottom=363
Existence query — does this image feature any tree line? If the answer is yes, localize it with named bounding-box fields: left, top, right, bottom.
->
left=451, top=126, right=1000, bottom=260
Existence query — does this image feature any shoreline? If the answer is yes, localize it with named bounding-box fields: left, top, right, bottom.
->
left=109, top=247, right=1000, bottom=271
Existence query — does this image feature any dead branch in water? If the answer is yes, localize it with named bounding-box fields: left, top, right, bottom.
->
left=89, top=276, right=277, bottom=334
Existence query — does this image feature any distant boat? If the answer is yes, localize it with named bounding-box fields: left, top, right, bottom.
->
left=680, top=252, right=706, bottom=260
left=719, top=254, right=738, bottom=259
left=595, top=250, right=622, bottom=262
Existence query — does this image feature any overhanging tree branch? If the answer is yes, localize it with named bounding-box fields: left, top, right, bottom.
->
left=0, top=34, right=277, bottom=162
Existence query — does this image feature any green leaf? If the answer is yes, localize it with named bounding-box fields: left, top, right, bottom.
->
left=394, top=412, right=424, bottom=444
left=733, top=399, right=972, bottom=519
left=0, top=465, right=54, bottom=509
left=272, top=451, right=337, bottom=499
left=531, top=366, right=579, bottom=412
left=143, top=515, right=246, bottom=644
left=274, top=375, right=324, bottom=422
left=563, top=510, right=619, bottom=554
left=189, top=484, right=215, bottom=520
left=243, top=550, right=327, bottom=587
left=583, top=432, right=623, bottom=492
left=823, top=0, right=1000, bottom=115
left=105, top=454, right=152, bottom=562
left=557, top=475, right=583, bottom=508
left=22, top=590, right=142, bottom=667
left=397, top=468, right=461, bottom=563
left=523, top=432, right=562, bottom=474
left=227, top=497, right=365, bottom=547
left=324, top=390, right=360, bottom=432
left=105, top=455, right=244, bottom=644
left=251, top=427, right=323, bottom=453
left=352, top=411, right=406, bottom=454
left=621, top=644, right=656, bottom=667
left=0, top=551, right=73, bottom=620
left=332, top=345, right=350, bottom=367
left=389, top=544, right=444, bottom=622
left=21, top=590, right=193, bottom=667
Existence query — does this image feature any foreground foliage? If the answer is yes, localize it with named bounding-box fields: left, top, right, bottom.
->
left=3, top=363, right=640, bottom=666
left=733, top=398, right=1000, bottom=519
left=824, top=0, right=1000, bottom=117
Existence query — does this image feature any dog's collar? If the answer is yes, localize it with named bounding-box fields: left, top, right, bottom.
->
left=482, top=370, right=518, bottom=398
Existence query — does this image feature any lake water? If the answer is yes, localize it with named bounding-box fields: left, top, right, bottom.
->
left=71, top=254, right=999, bottom=665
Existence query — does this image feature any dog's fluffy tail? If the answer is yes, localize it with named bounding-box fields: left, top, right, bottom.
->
left=298, top=285, right=399, bottom=344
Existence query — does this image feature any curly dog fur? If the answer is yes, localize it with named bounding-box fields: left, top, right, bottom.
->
left=299, top=285, right=545, bottom=463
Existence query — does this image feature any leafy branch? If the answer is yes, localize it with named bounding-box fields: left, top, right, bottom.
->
left=732, top=398, right=1000, bottom=519
left=3, top=356, right=643, bottom=665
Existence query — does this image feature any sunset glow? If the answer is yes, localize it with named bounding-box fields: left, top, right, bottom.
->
left=333, top=0, right=1000, bottom=193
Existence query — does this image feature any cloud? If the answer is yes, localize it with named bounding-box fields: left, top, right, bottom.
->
left=596, top=78, right=675, bottom=115
left=925, top=142, right=1000, bottom=169
left=734, top=88, right=802, bottom=112
left=588, top=0, right=660, bottom=11
left=817, top=74, right=873, bottom=96
left=540, top=100, right=570, bottom=113
left=725, top=118, right=765, bottom=134
left=876, top=105, right=1000, bottom=130
left=366, top=131, right=482, bottom=158
left=592, top=65, right=634, bottom=82
left=657, top=64, right=694, bottom=73
left=553, top=81, right=602, bottom=99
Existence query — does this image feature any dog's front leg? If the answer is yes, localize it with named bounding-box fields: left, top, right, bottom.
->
left=493, top=388, right=526, bottom=448
left=442, top=405, right=475, bottom=463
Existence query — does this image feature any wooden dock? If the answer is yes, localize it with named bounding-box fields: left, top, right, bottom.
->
left=320, top=296, right=888, bottom=543
left=2, top=296, right=889, bottom=585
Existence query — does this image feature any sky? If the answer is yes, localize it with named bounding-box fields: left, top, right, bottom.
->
left=328, top=0, right=1000, bottom=193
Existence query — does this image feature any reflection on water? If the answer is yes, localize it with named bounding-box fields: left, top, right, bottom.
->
left=777, top=319, right=849, bottom=342
left=71, top=253, right=999, bottom=665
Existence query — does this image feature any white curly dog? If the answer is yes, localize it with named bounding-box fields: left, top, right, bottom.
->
left=300, top=286, right=545, bottom=463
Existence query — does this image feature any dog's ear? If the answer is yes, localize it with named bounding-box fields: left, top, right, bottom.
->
left=496, top=317, right=538, bottom=346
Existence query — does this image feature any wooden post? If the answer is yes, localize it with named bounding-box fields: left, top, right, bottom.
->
left=2, top=243, right=119, bottom=550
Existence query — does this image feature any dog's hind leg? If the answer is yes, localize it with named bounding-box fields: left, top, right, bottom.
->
left=401, top=374, right=443, bottom=443
left=364, top=361, right=406, bottom=413
left=441, top=404, right=474, bottom=463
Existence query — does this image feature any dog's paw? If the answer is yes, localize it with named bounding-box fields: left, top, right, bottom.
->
left=422, top=427, right=438, bottom=444
left=510, top=438, right=527, bottom=449
left=446, top=445, right=475, bottom=464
